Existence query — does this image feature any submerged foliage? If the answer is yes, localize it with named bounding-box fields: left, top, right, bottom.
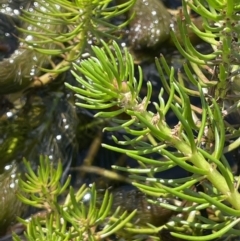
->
left=18, top=0, right=135, bottom=88
left=9, top=0, right=240, bottom=240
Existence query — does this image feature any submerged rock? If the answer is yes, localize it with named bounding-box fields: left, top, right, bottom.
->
left=0, top=1, right=69, bottom=231
left=110, top=187, right=175, bottom=226
left=128, top=0, right=172, bottom=50
left=0, top=0, right=65, bottom=94
left=0, top=88, right=79, bottom=234
left=127, top=0, right=203, bottom=51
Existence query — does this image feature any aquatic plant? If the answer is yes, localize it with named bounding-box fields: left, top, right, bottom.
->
left=5, top=0, right=240, bottom=240
left=14, top=156, right=137, bottom=240
left=0, top=0, right=135, bottom=237
left=66, top=0, right=240, bottom=240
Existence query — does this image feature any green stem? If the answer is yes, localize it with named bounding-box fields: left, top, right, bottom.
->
left=136, top=109, right=240, bottom=210
left=173, top=136, right=240, bottom=210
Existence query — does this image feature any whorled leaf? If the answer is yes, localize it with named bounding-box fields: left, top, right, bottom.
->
left=66, top=34, right=240, bottom=239
left=14, top=156, right=137, bottom=240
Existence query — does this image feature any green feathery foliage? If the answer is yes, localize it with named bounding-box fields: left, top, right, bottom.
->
left=65, top=0, right=240, bottom=240
left=11, top=0, right=240, bottom=240
left=13, top=156, right=136, bottom=241
left=19, top=0, right=135, bottom=77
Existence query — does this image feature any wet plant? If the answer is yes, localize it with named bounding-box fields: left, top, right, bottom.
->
left=0, top=0, right=136, bottom=237
left=14, top=156, right=136, bottom=241
left=65, top=0, right=240, bottom=240
left=8, top=0, right=240, bottom=240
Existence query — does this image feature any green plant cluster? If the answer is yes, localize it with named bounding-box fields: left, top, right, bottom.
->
left=10, top=0, right=240, bottom=240
left=14, top=156, right=136, bottom=241
left=17, top=0, right=135, bottom=87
